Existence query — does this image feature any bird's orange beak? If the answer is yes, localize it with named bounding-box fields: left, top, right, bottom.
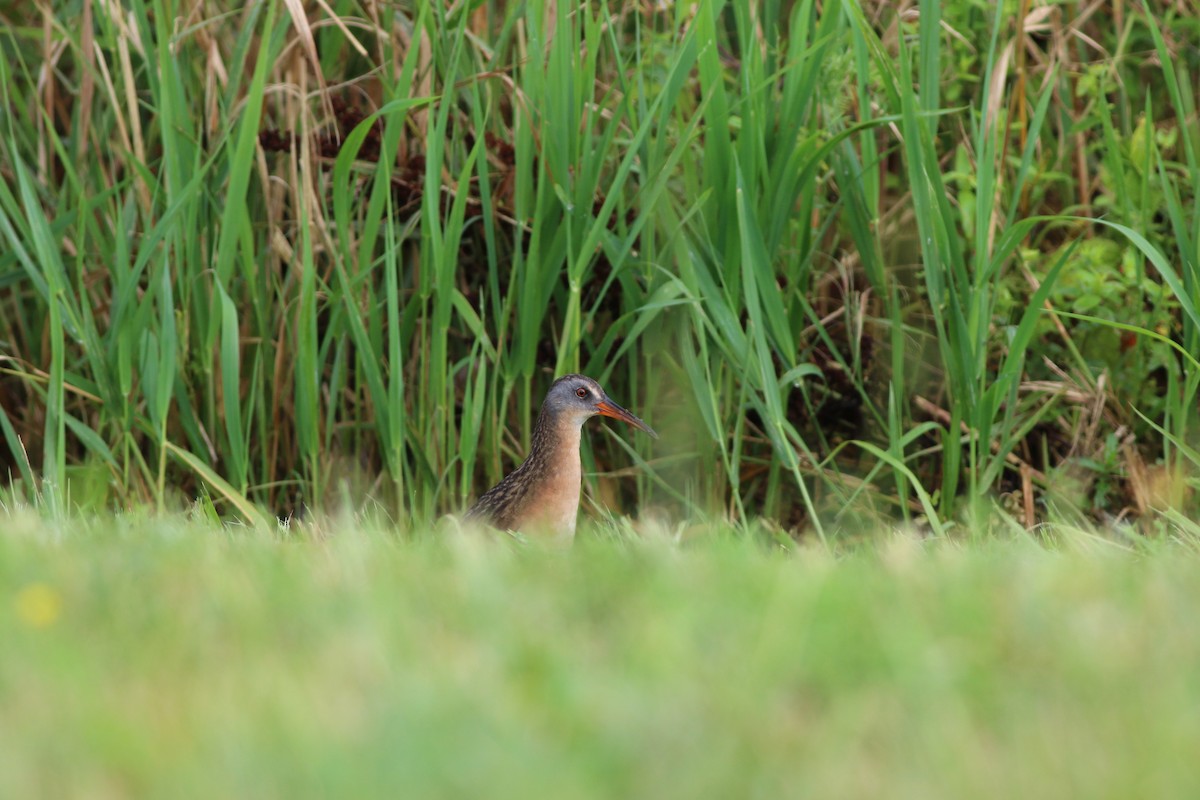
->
left=595, top=396, right=658, bottom=439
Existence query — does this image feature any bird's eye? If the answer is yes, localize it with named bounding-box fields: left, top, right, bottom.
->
left=575, top=387, right=588, bottom=398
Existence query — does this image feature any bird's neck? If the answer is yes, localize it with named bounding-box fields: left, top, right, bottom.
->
left=522, top=407, right=584, bottom=539
left=528, top=408, right=584, bottom=468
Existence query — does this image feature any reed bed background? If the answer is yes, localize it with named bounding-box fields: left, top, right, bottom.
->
left=1, top=0, right=1198, bottom=538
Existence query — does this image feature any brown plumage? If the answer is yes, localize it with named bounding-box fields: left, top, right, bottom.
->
left=466, top=374, right=657, bottom=541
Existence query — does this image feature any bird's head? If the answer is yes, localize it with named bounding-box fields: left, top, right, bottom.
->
left=544, top=374, right=658, bottom=438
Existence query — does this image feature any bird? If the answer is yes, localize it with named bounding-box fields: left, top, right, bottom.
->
left=465, top=374, right=657, bottom=541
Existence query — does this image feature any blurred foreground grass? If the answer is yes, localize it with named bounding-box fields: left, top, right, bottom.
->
left=3, top=514, right=1200, bottom=798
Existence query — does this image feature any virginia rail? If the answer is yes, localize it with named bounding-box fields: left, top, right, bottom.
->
left=466, top=374, right=657, bottom=540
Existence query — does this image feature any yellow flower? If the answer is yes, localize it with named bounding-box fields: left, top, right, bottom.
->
left=16, top=583, right=62, bottom=629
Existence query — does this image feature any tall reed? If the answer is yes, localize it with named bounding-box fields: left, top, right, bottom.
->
left=0, top=0, right=1195, bottom=534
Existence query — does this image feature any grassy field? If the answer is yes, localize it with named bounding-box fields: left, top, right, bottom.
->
left=3, top=512, right=1200, bottom=797
left=3, top=2, right=1199, bottom=791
